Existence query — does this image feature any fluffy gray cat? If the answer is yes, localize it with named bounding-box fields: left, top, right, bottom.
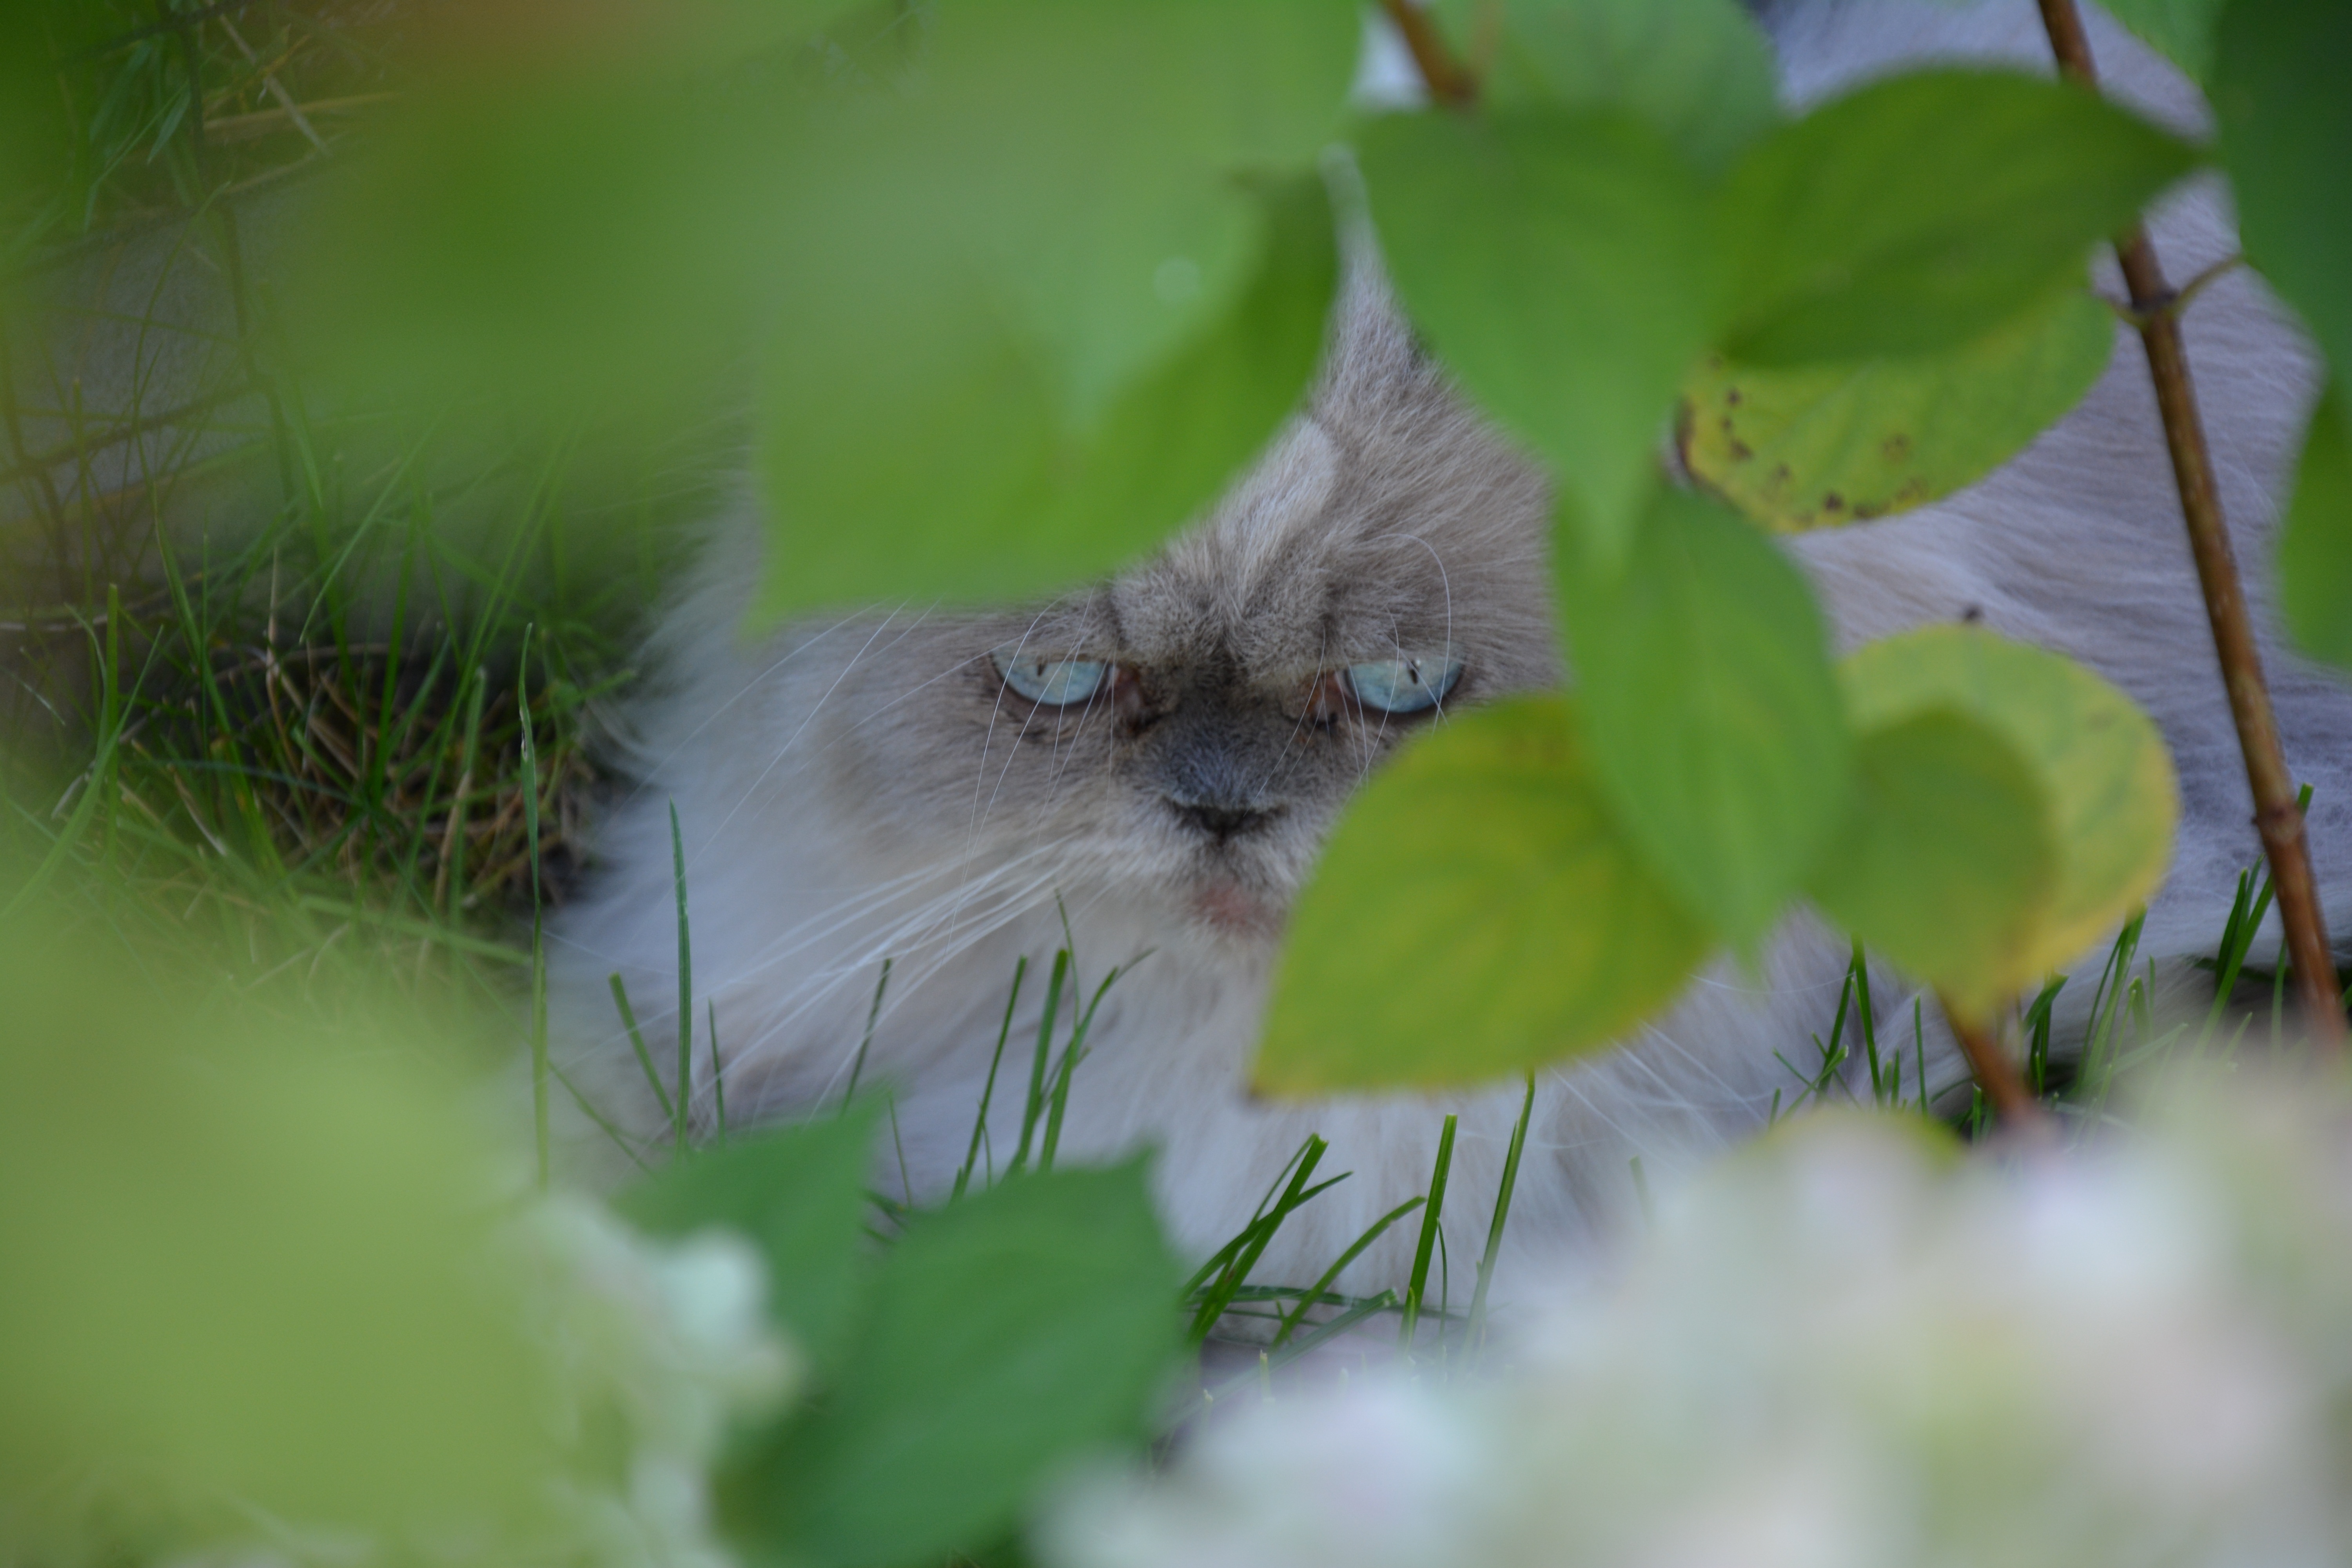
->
left=552, top=0, right=2352, bottom=1298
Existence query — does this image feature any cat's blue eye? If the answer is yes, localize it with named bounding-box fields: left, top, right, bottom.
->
left=1345, top=654, right=1463, bottom=715
left=992, top=648, right=1112, bottom=706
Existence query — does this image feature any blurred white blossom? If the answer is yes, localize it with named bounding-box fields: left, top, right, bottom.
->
left=520, top=1196, right=799, bottom=1568
left=1044, top=1076, right=2352, bottom=1568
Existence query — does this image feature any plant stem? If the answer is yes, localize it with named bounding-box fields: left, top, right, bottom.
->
left=1943, top=999, right=2054, bottom=1141
left=1379, top=0, right=1477, bottom=107
left=2034, top=0, right=2344, bottom=1056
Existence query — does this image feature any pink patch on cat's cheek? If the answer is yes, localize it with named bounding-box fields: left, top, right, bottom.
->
left=1193, top=878, right=1280, bottom=938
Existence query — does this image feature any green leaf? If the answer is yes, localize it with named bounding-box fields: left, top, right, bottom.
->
left=1432, top=0, right=1780, bottom=174
left=1559, top=488, right=1851, bottom=951
left=1833, top=626, right=2177, bottom=1018
left=754, top=175, right=1336, bottom=619
left=614, top=1107, right=878, bottom=1366
left=1256, top=696, right=1711, bottom=1093
left=2214, top=0, right=2352, bottom=386
left=2278, top=384, right=2352, bottom=670
left=1682, top=284, right=2117, bottom=531
left=1719, top=69, right=2198, bottom=364
left=1807, top=708, right=2057, bottom=1002
left=2101, top=0, right=2225, bottom=83
left=1359, top=111, right=1722, bottom=563
left=737, top=1164, right=1182, bottom=1568
left=902, top=0, right=1358, bottom=421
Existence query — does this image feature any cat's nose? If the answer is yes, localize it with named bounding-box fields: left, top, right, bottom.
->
left=1169, top=798, right=1279, bottom=842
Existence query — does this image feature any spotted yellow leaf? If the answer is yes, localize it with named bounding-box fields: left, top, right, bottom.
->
left=1683, top=286, right=2115, bottom=532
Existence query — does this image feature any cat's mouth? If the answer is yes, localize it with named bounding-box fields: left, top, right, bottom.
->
left=1189, top=875, right=1282, bottom=940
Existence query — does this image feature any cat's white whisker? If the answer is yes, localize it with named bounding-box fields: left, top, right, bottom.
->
left=613, top=609, right=867, bottom=807
left=685, top=607, right=914, bottom=876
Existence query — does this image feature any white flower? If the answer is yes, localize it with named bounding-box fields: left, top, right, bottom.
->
left=517, top=1197, right=800, bottom=1568
left=1044, top=1079, right=2352, bottom=1568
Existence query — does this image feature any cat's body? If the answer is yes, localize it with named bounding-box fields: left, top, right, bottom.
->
left=553, top=0, right=2352, bottom=1301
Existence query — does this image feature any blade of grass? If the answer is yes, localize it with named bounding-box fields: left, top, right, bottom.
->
left=843, top=956, right=892, bottom=1110
left=1915, top=1004, right=1930, bottom=1120
left=1039, top=963, right=1126, bottom=1172
left=1464, top=1072, right=1535, bottom=1356
left=708, top=1000, right=726, bottom=1142
left=1267, top=1199, right=1427, bottom=1352
left=607, top=972, right=676, bottom=1122
left=1007, top=949, right=1068, bottom=1177
left=1188, top=1136, right=1334, bottom=1342
left=550, top=1061, right=653, bottom=1175
left=1178, top=1138, right=1317, bottom=1302
left=2084, top=909, right=2147, bottom=1095
left=2022, top=974, right=2067, bottom=1096
left=953, top=955, right=1027, bottom=1199
left=289, top=895, right=531, bottom=964
left=520, top=629, right=548, bottom=1189
left=3, top=603, right=149, bottom=917
left=1397, top=1113, right=1457, bottom=1350
left=669, top=800, right=691, bottom=1152
left=436, top=664, right=488, bottom=918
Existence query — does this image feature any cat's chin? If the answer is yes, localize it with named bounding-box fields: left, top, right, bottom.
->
left=1187, top=876, right=1284, bottom=942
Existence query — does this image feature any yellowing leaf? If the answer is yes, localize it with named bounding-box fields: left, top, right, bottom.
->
left=1831, top=627, right=2177, bottom=1018
left=1808, top=708, right=2057, bottom=1000
left=1682, top=287, right=2116, bottom=532
left=1255, top=696, right=1710, bottom=1093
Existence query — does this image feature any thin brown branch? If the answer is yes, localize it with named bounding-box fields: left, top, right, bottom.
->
left=1944, top=1001, right=2057, bottom=1142
left=1379, top=0, right=1477, bottom=108
left=2036, top=0, right=2346, bottom=1054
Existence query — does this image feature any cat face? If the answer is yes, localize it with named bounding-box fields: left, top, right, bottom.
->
left=799, top=289, right=1562, bottom=944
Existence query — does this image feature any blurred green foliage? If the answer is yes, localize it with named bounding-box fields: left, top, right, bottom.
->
left=1433, top=0, right=1779, bottom=176
left=619, top=1106, right=884, bottom=1368
left=2214, top=0, right=2352, bottom=387
left=0, top=906, right=550, bottom=1555
left=624, top=1122, right=1184, bottom=1568
left=2101, top=0, right=2226, bottom=82
left=2279, top=385, right=2352, bottom=670
left=767, top=1162, right=1181, bottom=1568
